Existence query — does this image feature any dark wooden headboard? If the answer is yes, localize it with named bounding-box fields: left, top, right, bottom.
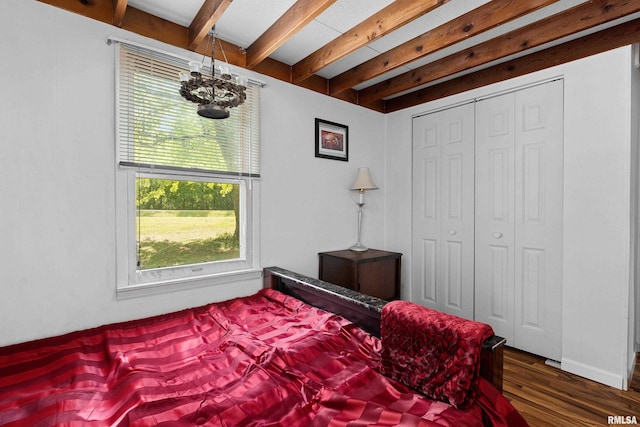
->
left=263, top=266, right=506, bottom=392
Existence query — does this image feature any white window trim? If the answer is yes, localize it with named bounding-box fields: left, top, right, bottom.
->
left=115, top=168, right=261, bottom=299
left=112, top=38, right=262, bottom=298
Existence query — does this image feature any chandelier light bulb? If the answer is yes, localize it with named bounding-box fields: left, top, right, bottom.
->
left=188, top=61, right=201, bottom=75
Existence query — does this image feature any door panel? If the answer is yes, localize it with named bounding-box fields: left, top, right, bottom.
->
left=412, top=102, right=475, bottom=319
left=420, top=238, right=437, bottom=303
left=513, top=80, right=563, bottom=361
left=521, top=248, right=544, bottom=327
left=489, top=244, right=510, bottom=321
left=475, top=93, right=516, bottom=343
left=414, top=112, right=441, bottom=308
left=441, top=105, right=475, bottom=318
left=423, top=158, right=438, bottom=220
left=445, top=240, right=463, bottom=309
left=446, top=154, right=463, bottom=220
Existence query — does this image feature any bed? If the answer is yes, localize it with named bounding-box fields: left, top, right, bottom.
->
left=0, top=267, right=527, bottom=426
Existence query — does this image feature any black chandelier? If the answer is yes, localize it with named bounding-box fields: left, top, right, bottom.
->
left=179, top=26, right=247, bottom=119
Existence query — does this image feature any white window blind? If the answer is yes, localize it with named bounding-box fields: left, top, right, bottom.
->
left=116, top=42, right=260, bottom=177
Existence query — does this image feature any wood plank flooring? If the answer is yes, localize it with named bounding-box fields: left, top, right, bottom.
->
left=502, top=347, right=640, bottom=426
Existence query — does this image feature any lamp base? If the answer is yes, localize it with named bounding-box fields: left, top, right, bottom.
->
left=349, top=243, right=368, bottom=252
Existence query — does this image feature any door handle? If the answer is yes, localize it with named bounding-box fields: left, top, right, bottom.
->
left=493, top=232, right=503, bottom=239
left=449, top=230, right=457, bottom=236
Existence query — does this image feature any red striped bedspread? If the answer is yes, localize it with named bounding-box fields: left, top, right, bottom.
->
left=1, top=289, right=505, bottom=426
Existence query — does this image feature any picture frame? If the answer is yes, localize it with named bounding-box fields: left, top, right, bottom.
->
left=315, top=118, right=348, bottom=161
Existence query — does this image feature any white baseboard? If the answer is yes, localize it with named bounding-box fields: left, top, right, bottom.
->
left=625, top=352, right=638, bottom=390
left=561, top=357, right=625, bottom=390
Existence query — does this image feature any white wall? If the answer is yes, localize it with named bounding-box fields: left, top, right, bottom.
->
left=2, top=0, right=635, bottom=390
left=561, top=48, right=633, bottom=390
left=0, top=0, right=385, bottom=346
left=385, top=48, right=635, bottom=389
left=259, top=75, right=386, bottom=276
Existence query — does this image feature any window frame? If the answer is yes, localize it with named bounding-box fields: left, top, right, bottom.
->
left=116, top=168, right=261, bottom=299
left=134, top=171, right=250, bottom=279
left=113, top=40, right=261, bottom=299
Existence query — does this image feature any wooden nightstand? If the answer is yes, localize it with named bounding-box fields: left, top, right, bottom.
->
left=318, top=249, right=401, bottom=300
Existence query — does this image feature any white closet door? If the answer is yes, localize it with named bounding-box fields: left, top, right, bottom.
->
left=412, top=103, right=475, bottom=319
left=513, top=80, right=563, bottom=361
left=475, top=80, right=563, bottom=361
left=474, top=93, right=517, bottom=343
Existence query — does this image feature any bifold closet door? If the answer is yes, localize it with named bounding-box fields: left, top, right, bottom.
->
left=475, top=80, right=563, bottom=361
left=474, top=92, right=515, bottom=344
left=412, top=102, right=475, bottom=320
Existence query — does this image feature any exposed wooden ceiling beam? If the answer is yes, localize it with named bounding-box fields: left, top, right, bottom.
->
left=38, top=0, right=113, bottom=22
left=385, top=17, right=640, bottom=112
left=329, top=0, right=557, bottom=96
left=35, top=0, right=640, bottom=116
left=112, top=0, right=127, bottom=27
left=36, top=0, right=385, bottom=113
left=360, top=0, right=640, bottom=104
left=291, top=0, right=450, bottom=83
left=121, top=7, right=192, bottom=52
left=246, top=0, right=336, bottom=69
left=188, top=0, right=232, bottom=50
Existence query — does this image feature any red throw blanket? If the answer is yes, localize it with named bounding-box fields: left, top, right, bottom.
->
left=0, top=289, right=522, bottom=426
left=380, top=300, right=494, bottom=409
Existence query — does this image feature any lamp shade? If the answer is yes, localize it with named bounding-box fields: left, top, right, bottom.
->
left=351, top=167, right=378, bottom=191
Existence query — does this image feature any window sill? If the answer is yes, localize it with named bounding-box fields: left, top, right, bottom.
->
left=116, top=268, right=263, bottom=300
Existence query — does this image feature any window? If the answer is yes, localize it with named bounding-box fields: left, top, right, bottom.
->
left=136, top=175, right=241, bottom=269
left=114, top=41, right=261, bottom=296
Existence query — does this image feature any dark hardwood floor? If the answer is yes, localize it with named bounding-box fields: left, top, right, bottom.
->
left=502, top=347, right=640, bottom=426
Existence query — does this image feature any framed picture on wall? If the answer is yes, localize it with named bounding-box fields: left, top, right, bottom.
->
left=315, top=118, right=348, bottom=161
